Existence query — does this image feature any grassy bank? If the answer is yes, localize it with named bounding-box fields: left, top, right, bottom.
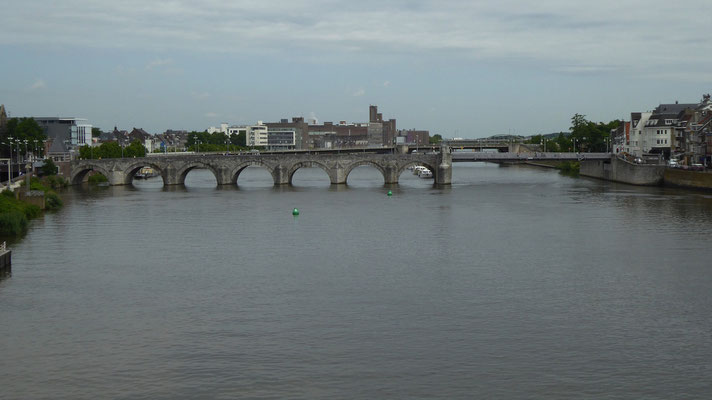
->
left=0, top=176, right=67, bottom=237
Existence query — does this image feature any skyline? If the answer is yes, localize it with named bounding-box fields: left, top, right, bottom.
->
left=1, top=0, right=711, bottom=137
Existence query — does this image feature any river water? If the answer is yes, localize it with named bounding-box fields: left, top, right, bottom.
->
left=1, top=163, right=712, bottom=399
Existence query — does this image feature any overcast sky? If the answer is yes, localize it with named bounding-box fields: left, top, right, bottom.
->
left=1, top=0, right=711, bottom=137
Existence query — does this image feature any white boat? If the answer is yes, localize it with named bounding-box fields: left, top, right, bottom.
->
left=418, top=168, right=433, bottom=179
left=413, top=166, right=428, bottom=175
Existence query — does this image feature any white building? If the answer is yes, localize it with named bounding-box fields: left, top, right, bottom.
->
left=626, top=112, right=651, bottom=156
left=228, top=122, right=295, bottom=150
left=207, top=123, right=229, bottom=134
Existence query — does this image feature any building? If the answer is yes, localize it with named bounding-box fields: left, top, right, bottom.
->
left=240, top=122, right=269, bottom=147
left=264, top=117, right=308, bottom=149
left=35, top=117, right=93, bottom=160
left=610, top=121, right=629, bottom=154
left=367, top=105, right=396, bottom=147
left=307, top=121, right=369, bottom=149
left=266, top=127, right=296, bottom=150
left=641, top=102, right=697, bottom=158
left=207, top=123, right=229, bottom=134
left=397, top=129, right=430, bottom=146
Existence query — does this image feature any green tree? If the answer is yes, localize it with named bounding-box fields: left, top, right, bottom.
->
left=231, top=132, right=246, bottom=147
left=124, top=140, right=146, bottom=157
left=3, top=117, right=46, bottom=158
left=40, top=159, right=58, bottom=176
left=92, top=127, right=102, bottom=138
left=569, top=114, right=618, bottom=152
left=429, top=134, right=443, bottom=144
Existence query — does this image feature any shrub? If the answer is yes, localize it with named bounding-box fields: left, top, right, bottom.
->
left=40, top=159, right=58, bottom=176
left=45, top=192, right=62, bottom=210
left=88, top=174, right=108, bottom=184
left=43, top=175, right=68, bottom=189
left=0, top=211, right=28, bottom=236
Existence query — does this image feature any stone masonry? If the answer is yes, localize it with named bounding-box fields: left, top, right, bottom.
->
left=70, top=148, right=452, bottom=186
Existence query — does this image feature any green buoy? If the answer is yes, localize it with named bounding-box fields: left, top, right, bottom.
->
left=292, top=208, right=300, bottom=216
left=387, top=190, right=393, bottom=197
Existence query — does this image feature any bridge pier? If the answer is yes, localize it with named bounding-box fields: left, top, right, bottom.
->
left=330, top=165, right=347, bottom=185
left=435, top=146, right=452, bottom=185
left=163, top=167, right=182, bottom=185
left=215, top=166, right=233, bottom=185
left=108, top=170, right=127, bottom=186
left=274, top=165, right=290, bottom=185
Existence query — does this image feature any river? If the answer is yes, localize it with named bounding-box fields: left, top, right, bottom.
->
left=1, top=163, right=711, bottom=399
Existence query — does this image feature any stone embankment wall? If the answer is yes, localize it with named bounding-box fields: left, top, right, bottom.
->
left=664, top=169, right=712, bottom=190
left=580, top=156, right=664, bottom=186
left=0, top=247, right=11, bottom=278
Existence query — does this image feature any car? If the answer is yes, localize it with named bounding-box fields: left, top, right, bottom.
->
left=691, top=163, right=704, bottom=171
left=668, top=160, right=679, bottom=168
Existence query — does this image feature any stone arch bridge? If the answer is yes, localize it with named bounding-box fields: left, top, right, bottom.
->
left=69, top=150, right=452, bottom=186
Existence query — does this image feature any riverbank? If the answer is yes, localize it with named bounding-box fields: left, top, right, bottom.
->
left=527, top=156, right=712, bottom=191
left=0, top=176, right=65, bottom=237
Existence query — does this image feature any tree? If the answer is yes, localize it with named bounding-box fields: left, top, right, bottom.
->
left=124, top=139, right=146, bottom=158
left=569, top=114, right=618, bottom=152
left=3, top=117, right=46, bottom=158
left=231, top=132, right=246, bottom=147
left=40, top=159, right=58, bottom=176
left=429, top=134, right=443, bottom=144
left=92, top=127, right=102, bottom=138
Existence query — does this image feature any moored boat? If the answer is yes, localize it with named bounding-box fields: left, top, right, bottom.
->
left=418, top=168, right=433, bottom=179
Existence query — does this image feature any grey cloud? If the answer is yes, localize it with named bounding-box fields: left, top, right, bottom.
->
left=2, top=0, right=711, bottom=77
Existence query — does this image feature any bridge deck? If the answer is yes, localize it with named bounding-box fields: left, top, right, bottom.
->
left=452, top=152, right=610, bottom=162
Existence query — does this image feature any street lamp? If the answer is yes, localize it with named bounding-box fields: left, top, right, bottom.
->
left=5, top=137, right=13, bottom=181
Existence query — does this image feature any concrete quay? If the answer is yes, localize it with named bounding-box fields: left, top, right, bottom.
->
left=0, top=242, right=11, bottom=278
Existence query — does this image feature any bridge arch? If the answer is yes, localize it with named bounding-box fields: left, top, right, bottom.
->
left=123, top=161, right=166, bottom=185
left=287, top=160, right=334, bottom=185
left=395, top=161, right=438, bottom=179
left=344, top=160, right=388, bottom=184
left=230, top=161, right=278, bottom=185
left=70, top=163, right=113, bottom=185
left=176, top=161, right=221, bottom=185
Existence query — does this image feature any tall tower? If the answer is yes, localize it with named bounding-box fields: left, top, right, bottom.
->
left=369, top=105, right=378, bottom=123
left=0, top=104, right=7, bottom=137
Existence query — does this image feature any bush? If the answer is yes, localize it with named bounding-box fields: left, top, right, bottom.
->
left=87, top=174, right=108, bottom=184
left=43, top=175, right=68, bottom=189
left=45, top=192, right=62, bottom=210
left=40, top=159, right=58, bottom=176
left=0, top=211, right=28, bottom=236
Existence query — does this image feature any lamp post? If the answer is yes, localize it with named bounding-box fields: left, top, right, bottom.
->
left=5, top=137, right=13, bottom=182
left=121, top=143, right=125, bottom=158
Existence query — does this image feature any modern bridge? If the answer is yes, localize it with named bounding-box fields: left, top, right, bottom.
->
left=451, top=152, right=610, bottom=162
